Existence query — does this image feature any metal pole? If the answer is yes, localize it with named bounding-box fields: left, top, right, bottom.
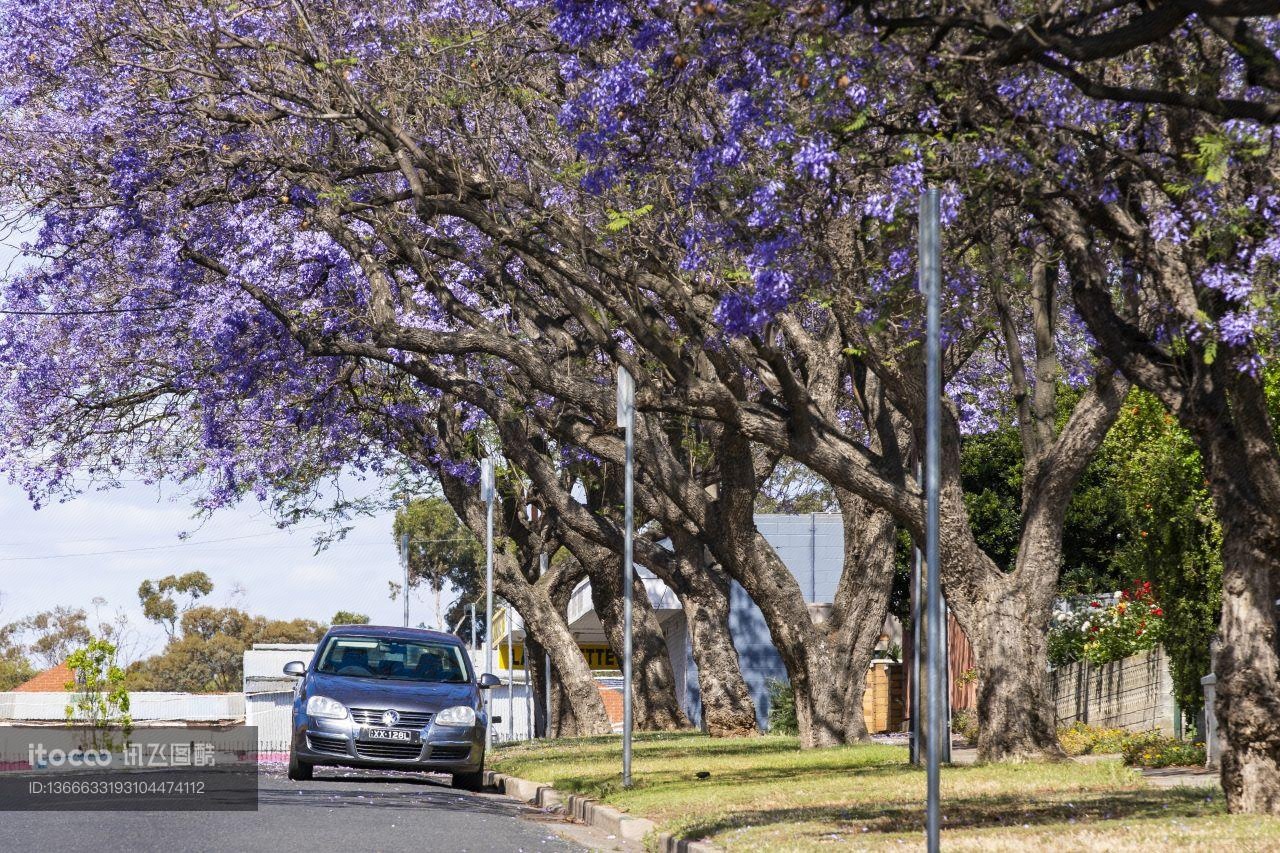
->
left=471, top=602, right=477, bottom=651
left=540, top=552, right=551, bottom=738
left=921, top=187, right=943, bottom=853
left=942, top=594, right=952, bottom=764
left=507, top=609, right=515, bottom=742
left=524, top=630, right=533, bottom=741
left=400, top=533, right=410, bottom=628
left=481, top=458, right=496, bottom=746
left=911, top=523, right=923, bottom=766
left=617, top=366, right=635, bottom=789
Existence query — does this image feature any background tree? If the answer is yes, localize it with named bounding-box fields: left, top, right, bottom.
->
left=128, top=601, right=325, bottom=692
left=17, top=607, right=91, bottom=669
left=393, top=496, right=483, bottom=634
left=330, top=610, right=371, bottom=626
left=0, top=621, right=35, bottom=690
left=137, top=572, right=214, bottom=638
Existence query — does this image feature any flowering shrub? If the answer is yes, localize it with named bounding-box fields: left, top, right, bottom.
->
left=1058, top=723, right=1205, bottom=767
left=1082, top=581, right=1166, bottom=664
left=1048, top=581, right=1166, bottom=666
left=1121, top=732, right=1207, bottom=768
left=1058, top=722, right=1131, bottom=756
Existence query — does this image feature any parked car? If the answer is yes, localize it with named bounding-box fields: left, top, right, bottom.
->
left=284, top=625, right=501, bottom=790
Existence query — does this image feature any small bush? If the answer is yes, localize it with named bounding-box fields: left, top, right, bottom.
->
left=1121, top=732, right=1206, bottom=768
left=765, top=678, right=797, bottom=735
left=951, top=708, right=979, bottom=744
left=1058, top=721, right=1130, bottom=756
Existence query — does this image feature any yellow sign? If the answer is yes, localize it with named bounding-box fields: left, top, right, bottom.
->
left=497, top=644, right=620, bottom=671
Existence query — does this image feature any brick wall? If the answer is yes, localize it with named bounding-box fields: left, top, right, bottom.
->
left=1050, top=646, right=1175, bottom=733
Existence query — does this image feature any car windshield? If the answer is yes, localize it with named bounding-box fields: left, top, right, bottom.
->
left=314, top=636, right=470, bottom=683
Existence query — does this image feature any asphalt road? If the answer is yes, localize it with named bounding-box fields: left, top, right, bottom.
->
left=3, top=765, right=595, bottom=853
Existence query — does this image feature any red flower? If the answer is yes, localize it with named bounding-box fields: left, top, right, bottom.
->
left=1090, top=601, right=1101, bottom=608
left=1136, top=629, right=1144, bottom=636
left=1153, top=608, right=1163, bottom=617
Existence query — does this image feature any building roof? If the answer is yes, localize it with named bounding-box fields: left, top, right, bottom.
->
left=12, top=661, right=75, bottom=692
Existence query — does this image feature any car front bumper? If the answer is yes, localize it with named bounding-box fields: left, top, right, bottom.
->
left=291, top=712, right=486, bottom=773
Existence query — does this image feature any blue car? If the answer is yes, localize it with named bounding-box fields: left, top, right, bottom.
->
left=284, top=625, right=501, bottom=790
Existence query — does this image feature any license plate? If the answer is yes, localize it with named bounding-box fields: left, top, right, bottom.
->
left=363, top=727, right=418, bottom=743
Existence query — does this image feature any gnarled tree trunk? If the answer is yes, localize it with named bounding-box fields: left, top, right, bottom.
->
left=829, top=490, right=899, bottom=741
left=568, top=533, right=689, bottom=731
left=1196, top=374, right=1280, bottom=813
left=667, top=530, right=759, bottom=737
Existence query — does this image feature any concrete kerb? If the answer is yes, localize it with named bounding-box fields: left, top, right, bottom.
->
left=484, top=770, right=721, bottom=853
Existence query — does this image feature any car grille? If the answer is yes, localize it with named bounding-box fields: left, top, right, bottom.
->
left=428, top=744, right=471, bottom=761
left=350, top=708, right=434, bottom=730
left=355, top=740, right=424, bottom=761
left=307, top=733, right=348, bottom=756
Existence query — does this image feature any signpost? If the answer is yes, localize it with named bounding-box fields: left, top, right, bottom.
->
left=920, top=188, right=943, bottom=853
left=480, top=457, right=496, bottom=745
left=540, top=552, right=551, bottom=738
left=617, top=366, right=635, bottom=789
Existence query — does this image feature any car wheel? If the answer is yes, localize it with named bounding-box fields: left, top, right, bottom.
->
left=287, top=750, right=313, bottom=782
left=452, top=770, right=484, bottom=792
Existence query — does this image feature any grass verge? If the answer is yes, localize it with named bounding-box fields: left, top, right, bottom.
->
left=491, top=732, right=1278, bottom=851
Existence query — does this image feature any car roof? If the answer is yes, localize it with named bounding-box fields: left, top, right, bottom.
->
left=323, top=624, right=465, bottom=645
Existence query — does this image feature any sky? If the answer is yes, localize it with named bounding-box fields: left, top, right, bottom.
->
left=0, top=480, right=412, bottom=662
left=0, top=225, right=443, bottom=665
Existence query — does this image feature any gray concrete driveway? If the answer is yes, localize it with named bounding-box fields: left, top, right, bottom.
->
left=4, top=765, right=597, bottom=853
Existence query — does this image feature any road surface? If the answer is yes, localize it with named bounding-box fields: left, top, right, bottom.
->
left=4, top=765, right=602, bottom=853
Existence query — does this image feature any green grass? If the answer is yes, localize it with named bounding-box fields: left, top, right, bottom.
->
left=491, top=732, right=1279, bottom=851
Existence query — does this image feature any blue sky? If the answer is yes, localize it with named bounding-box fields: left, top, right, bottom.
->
left=0, top=231, right=427, bottom=662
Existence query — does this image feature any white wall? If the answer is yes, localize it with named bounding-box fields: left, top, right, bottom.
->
left=0, top=691, right=244, bottom=722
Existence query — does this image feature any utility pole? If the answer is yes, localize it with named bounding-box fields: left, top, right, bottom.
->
left=480, top=458, right=496, bottom=746
left=400, top=532, right=410, bottom=629
left=921, top=187, right=944, bottom=853
left=617, top=365, right=635, bottom=789
left=470, top=601, right=477, bottom=651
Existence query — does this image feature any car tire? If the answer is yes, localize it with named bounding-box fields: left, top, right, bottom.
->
left=287, top=750, right=313, bottom=782
left=452, top=770, right=484, bottom=792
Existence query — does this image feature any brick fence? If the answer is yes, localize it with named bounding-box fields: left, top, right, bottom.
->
left=1049, top=646, right=1175, bottom=733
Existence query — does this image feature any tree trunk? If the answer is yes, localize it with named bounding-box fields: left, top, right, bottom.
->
left=710, top=431, right=849, bottom=747
left=667, top=530, right=759, bottom=737
left=829, top=490, right=900, bottom=741
left=435, top=470, right=613, bottom=738
left=1195, top=378, right=1280, bottom=813
left=583, top=551, right=689, bottom=731
left=969, top=580, right=1063, bottom=761
left=505, top=582, right=614, bottom=737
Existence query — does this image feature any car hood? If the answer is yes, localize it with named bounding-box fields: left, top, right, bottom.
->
left=306, top=672, right=479, bottom=711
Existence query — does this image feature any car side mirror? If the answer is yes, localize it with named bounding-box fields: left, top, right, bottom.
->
left=492, top=715, right=502, bottom=725
left=477, top=673, right=501, bottom=689
left=283, top=661, right=306, bottom=677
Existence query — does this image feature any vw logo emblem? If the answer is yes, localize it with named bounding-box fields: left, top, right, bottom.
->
left=381, top=709, right=399, bottom=727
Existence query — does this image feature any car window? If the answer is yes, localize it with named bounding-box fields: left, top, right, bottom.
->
left=315, top=636, right=470, bottom=683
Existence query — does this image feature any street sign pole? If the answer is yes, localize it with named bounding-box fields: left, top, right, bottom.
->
left=507, top=612, right=515, bottom=742
left=920, top=188, right=943, bottom=853
left=617, top=366, right=635, bottom=789
left=540, top=552, right=552, bottom=738
left=481, top=458, right=496, bottom=746
left=910, top=515, right=923, bottom=766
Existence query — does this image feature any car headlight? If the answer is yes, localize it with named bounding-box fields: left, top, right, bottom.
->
left=306, top=695, right=349, bottom=720
left=435, top=706, right=476, bottom=727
